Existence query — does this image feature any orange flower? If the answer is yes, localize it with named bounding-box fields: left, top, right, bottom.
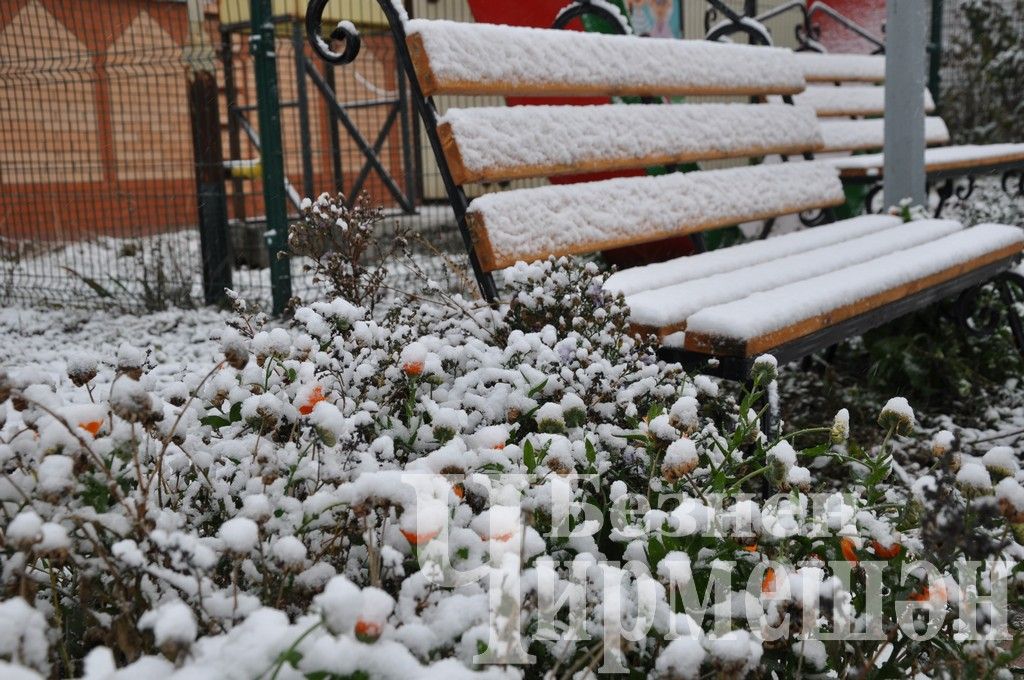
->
left=871, top=540, right=902, bottom=560
left=80, top=420, right=103, bottom=437
left=401, top=528, right=438, bottom=546
left=451, top=483, right=465, bottom=500
left=354, top=619, right=381, bottom=642
left=742, top=544, right=758, bottom=553
left=402, top=361, right=424, bottom=377
left=761, top=567, right=776, bottom=594
left=910, top=581, right=947, bottom=604
left=840, top=537, right=859, bottom=564
left=493, top=442, right=505, bottom=450
left=298, top=385, right=325, bottom=415
left=487, top=532, right=515, bottom=543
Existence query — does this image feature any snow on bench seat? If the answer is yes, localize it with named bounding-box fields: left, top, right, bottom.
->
left=627, top=219, right=962, bottom=337
left=794, top=52, right=886, bottom=83
left=466, top=162, right=845, bottom=271
left=439, top=103, right=823, bottom=184
left=820, top=117, right=950, bottom=153
left=405, top=20, right=806, bottom=98
left=684, top=224, right=1024, bottom=356
left=827, top=143, right=1024, bottom=178
left=605, top=213, right=901, bottom=296
left=783, top=85, right=935, bottom=117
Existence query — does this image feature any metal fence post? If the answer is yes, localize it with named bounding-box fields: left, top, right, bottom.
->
left=928, top=0, right=944, bottom=106
left=250, top=0, right=292, bottom=314
left=186, top=0, right=231, bottom=305
left=883, top=0, right=927, bottom=208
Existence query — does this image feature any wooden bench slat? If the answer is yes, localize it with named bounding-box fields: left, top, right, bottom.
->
left=627, top=218, right=963, bottom=338
left=467, top=163, right=845, bottom=272
left=683, top=224, right=1024, bottom=356
left=829, top=143, right=1024, bottom=177
left=605, top=213, right=902, bottom=297
left=794, top=52, right=886, bottom=83
left=406, top=20, right=807, bottom=98
left=785, top=85, right=935, bottom=117
left=819, top=117, right=950, bottom=153
left=439, top=104, right=824, bottom=184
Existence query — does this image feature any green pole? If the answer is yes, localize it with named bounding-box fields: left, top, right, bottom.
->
left=250, top=0, right=292, bottom=314
left=928, top=0, right=944, bottom=106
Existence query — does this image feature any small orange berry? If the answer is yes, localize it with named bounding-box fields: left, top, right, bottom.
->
left=401, top=528, right=438, bottom=546
left=298, top=385, right=325, bottom=416
left=452, top=483, right=465, bottom=499
left=871, top=540, right=902, bottom=560
left=80, top=420, right=103, bottom=436
left=761, top=568, right=776, bottom=594
left=354, top=619, right=381, bottom=642
left=840, top=537, right=859, bottom=564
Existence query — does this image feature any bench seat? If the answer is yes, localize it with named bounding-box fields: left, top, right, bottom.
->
left=827, top=143, right=1024, bottom=178
left=605, top=213, right=902, bottom=296
left=682, top=224, right=1024, bottom=357
left=624, top=218, right=963, bottom=337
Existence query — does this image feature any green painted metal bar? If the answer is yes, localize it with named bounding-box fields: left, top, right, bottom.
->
left=250, top=0, right=292, bottom=314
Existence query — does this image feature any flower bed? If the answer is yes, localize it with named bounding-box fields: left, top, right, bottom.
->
left=1, top=196, right=1022, bottom=678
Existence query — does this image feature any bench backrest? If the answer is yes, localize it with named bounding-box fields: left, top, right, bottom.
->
left=391, top=16, right=846, bottom=290
left=786, top=52, right=950, bottom=153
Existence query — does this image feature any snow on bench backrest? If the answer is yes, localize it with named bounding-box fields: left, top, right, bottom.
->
left=438, top=103, right=824, bottom=184
left=793, top=52, right=886, bottom=83
left=819, top=117, right=950, bottom=153
left=466, top=163, right=845, bottom=272
left=405, top=20, right=806, bottom=98
left=787, top=85, right=936, bottom=117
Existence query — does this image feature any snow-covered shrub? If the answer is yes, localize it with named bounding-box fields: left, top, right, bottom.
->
left=1, top=256, right=1022, bottom=679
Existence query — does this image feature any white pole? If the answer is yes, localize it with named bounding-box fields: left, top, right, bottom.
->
left=883, top=0, right=928, bottom=209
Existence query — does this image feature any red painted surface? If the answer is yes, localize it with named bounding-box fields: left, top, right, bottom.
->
left=815, top=0, right=886, bottom=54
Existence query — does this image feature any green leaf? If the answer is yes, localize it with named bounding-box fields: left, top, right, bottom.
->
left=201, top=415, right=231, bottom=429
left=585, top=438, right=597, bottom=465
left=527, top=378, right=549, bottom=398
left=229, top=401, right=242, bottom=423
left=80, top=475, right=111, bottom=512
left=523, top=439, right=536, bottom=473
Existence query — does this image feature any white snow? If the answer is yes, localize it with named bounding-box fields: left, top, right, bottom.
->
left=624, top=219, right=962, bottom=329
left=440, top=103, right=822, bottom=182
left=469, top=162, right=844, bottom=269
left=880, top=397, right=916, bottom=429
left=218, top=517, right=260, bottom=554
left=996, top=478, right=1024, bottom=512
left=957, top=462, right=993, bottom=492
left=684, top=223, right=1024, bottom=343
left=656, top=636, right=706, bottom=679
left=0, top=599, right=48, bottom=674
left=982, top=446, right=1019, bottom=476
left=783, top=85, right=935, bottom=116
left=794, top=52, right=886, bottom=82
left=406, top=20, right=806, bottom=96
left=827, top=143, right=1024, bottom=174
left=605, top=213, right=901, bottom=296
left=139, top=601, right=197, bottom=647
left=819, top=116, right=950, bottom=152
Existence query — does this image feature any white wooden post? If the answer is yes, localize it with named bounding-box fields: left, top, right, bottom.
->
left=883, top=0, right=928, bottom=209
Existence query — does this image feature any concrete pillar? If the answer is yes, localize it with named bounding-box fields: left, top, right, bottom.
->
left=883, top=0, right=928, bottom=208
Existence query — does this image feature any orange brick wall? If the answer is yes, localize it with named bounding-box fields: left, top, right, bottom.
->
left=0, top=0, right=408, bottom=241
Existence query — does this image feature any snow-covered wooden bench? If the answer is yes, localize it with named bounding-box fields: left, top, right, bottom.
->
left=782, top=55, right=1024, bottom=215
left=307, top=4, right=1024, bottom=380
